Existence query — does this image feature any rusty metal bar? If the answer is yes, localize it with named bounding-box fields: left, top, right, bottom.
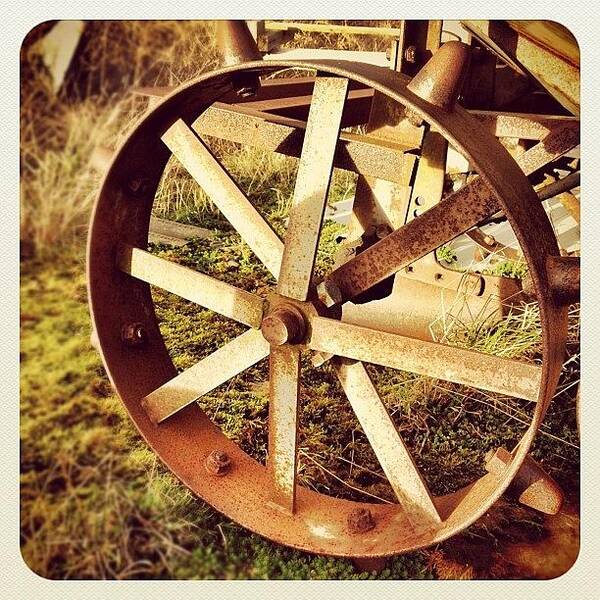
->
left=239, top=88, right=373, bottom=127
left=317, top=177, right=499, bottom=305
left=142, top=329, right=270, bottom=424
left=515, top=121, right=580, bottom=176
left=470, top=110, right=579, bottom=141
left=334, top=359, right=441, bottom=525
left=117, top=245, right=264, bottom=329
left=264, top=21, right=403, bottom=38
left=268, top=344, right=301, bottom=512
left=318, top=119, right=580, bottom=306
left=161, top=119, right=284, bottom=278
left=537, top=171, right=580, bottom=202
left=278, top=77, right=349, bottom=300
left=193, top=103, right=417, bottom=184
left=133, top=77, right=370, bottom=104
left=462, top=20, right=579, bottom=115
left=310, top=317, right=542, bottom=401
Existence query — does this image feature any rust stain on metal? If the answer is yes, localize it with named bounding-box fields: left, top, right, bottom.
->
left=118, top=244, right=265, bottom=329
left=334, top=359, right=441, bottom=526
left=161, top=119, right=284, bottom=278
left=322, top=177, right=500, bottom=304
left=406, top=41, right=471, bottom=111
left=261, top=304, right=306, bottom=346
left=310, top=317, right=542, bottom=401
left=193, top=103, right=416, bottom=185
left=141, top=329, right=270, bottom=424
left=547, top=255, right=580, bottom=306
left=268, top=344, right=301, bottom=513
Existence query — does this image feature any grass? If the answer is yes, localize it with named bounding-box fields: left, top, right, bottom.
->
left=20, top=236, right=580, bottom=579
left=20, top=20, right=580, bottom=580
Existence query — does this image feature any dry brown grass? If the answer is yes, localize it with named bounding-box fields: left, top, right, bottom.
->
left=20, top=20, right=220, bottom=257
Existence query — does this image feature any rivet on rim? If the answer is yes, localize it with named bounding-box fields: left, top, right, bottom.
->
left=347, top=507, right=375, bottom=534
left=121, top=322, right=147, bottom=347
left=205, top=450, right=231, bottom=476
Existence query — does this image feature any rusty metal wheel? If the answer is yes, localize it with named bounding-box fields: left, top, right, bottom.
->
left=88, top=50, right=573, bottom=557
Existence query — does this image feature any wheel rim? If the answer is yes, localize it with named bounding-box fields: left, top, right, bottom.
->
left=87, top=59, right=568, bottom=557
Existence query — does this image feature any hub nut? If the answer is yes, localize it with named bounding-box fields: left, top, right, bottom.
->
left=261, top=305, right=306, bottom=346
left=121, top=322, right=147, bottom=346
left=205, top=450, right=231, bottom=476
left=347, top=507, right=375, bottom=534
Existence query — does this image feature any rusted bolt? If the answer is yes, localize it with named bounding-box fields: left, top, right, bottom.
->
left=127, top=176, right=150, bottom=196
left=483, top=234, right=496, bottom=246
left=261, top=304, right=306, bottom=346
left=205, top=450, right=231, bottom=476
left=316, top=279, right=342, bottom=308
left=121, top=322, right=147, bottom=347
left=347, top=507, right=375, bottom=534
left=404, top=45, right=417, bottom=63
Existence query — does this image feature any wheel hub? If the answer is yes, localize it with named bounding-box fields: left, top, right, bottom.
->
left=261, top=303, right=307, bottom=346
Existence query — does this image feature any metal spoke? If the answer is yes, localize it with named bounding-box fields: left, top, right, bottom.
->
left=277, top=77, right=349, bottom=300
left=142, top=329, right=269, bottom=423
left=161, top=119, right=284, bottom=278
left=318, top=176, right=498, bottom=305
left=469, top=111, right=578, bottom=141
left=310, top=317, right=542, bottom=401
left=334, top=359, right=441, bottom=525
left=117, top=245, right=264, bottom=329
left=267, top=344, right=301, bottom=512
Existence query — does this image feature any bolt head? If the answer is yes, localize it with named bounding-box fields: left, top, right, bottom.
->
left=404, top=45, right=417, bottom=63
left=205, top=450, right=231, bottom=476
left=347, top=507, right=375, bottom=534
left=121, top=322, right=147, bottom=347
left=261, top=305, right=306, bottom=346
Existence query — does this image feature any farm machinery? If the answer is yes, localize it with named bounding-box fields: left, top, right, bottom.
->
left=87, top=20, right=580, bottom=560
